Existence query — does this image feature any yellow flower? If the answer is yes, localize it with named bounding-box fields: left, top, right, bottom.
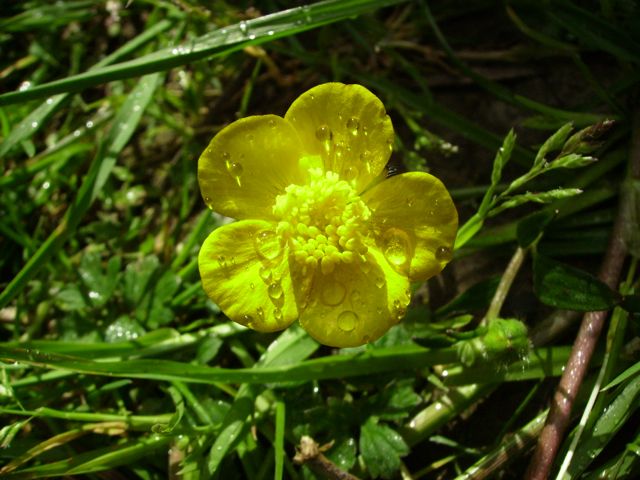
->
left=198, top=83, right=457, bottom=348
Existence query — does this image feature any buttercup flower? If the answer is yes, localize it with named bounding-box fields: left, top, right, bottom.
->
left=198, top=83, right=457, bottom=348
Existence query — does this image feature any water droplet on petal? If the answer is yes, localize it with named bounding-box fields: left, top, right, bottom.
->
left=274, top=308, right=283, bottom=321
left=337, top=310, right=358, bottom=332
left=257, top=307, right=264, bottom=320
left=268, top=118, right=276, bottom=128
left=346, top=117, right=359, bottom=135
left=375, top=276, right=385, bottom=289
left=315, top=125, right=331, bottom=142
left=435, top=245, right=452, bottom=261
left=383, top=228, right=411, bottom=269
left=254, top=230, right=281, bottom=261
left=259, top=265, right=272, bottom=282
left=225, top=155, right=243, bottom=186
left=344, top=165, right=358, bottom=182
left=242, top=314, right=254, bottom=325
left=350, top=290, right=362, bottom=306
left=250, top=282, right=255, bottom=290
left=406, top=196, right=415, bottom=207
left=321, top=281, right=346, bottom=306
left=268, top=282, right=283, bottom=300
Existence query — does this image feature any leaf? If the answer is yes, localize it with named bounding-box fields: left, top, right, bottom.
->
left=567, top=370, right=640, bottom=476
left=55, top=285, right=88, bottom=311
left=602, top=362, right=640, bottom=391
left=533, top=253, right=618, bottom=311
left=491, top=129, right=516, bottom=187
left=435, top=276, right=500, bottom=319
left=360, top=417, right=409, bottom=479
left=533, top=122, right=573, bottom=167
left=516, top=209, right=557, bottom=248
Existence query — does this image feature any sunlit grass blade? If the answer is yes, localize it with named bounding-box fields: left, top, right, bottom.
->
left=0, top=342, right=459, bottom=385
left=0, top=73, right=163, bottom=309
left=0, top=18, right=174, bottom=157
left=0, top=0, right=408, bottom=106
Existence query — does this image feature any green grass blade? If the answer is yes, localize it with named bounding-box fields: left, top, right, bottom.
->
left=274, top=399, right=286, bottom=480
left=0, top=73, right=163, bottom=309
left=0, top=343, right=459, bottom=385
left=0, top=19, right=174, bottom=158
left=0, top=0, right=408, bottom=106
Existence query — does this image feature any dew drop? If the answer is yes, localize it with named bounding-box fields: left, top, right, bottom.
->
left=46, top=97, right=54, bottom=105
left=435, top=245, right=452, bottom=261
left=406, top=196, right=415, bottom=207
left=254, top=229, right=281, bottom=261
left=267, top=30, right=274, bottom=36
left=383, top=228, right=411, bottom=269
left=321, top=281, right=346, bottom=306
left=268, top=118, right=277, bottom=128
left=256, top=306, right=264, bottom=320
left=274, top=308, right=283, bottom=321
left=239, top=21, right=248, bottom=35
left=18, top=81, right=31, bottom=91
left=242, top=314, right=254, bottom=326
left=346, top=116, right=359, bottom=135
left=344, top=165, right=358, bottom=182
left=350, top=289, right=362, bottom=306
left=268, top=282, right=283, bottom=300
left=86, top=120, right=94, bottom=128
left=31, top=121, right=38, bottom=129
left=375, top=276, right=385, bottom=289
left=315, top=124, right=332, bottom=142
left=250, top=282, right=255, bottom=290
left=259, top=265, right=272, bottom=282
left=225, top=157, right=243, bottom=184
left=337, top=310, right=358, bottom=332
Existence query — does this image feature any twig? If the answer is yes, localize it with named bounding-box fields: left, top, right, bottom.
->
left=293, top=436, right=360, bottom=480
left=525, top=111, right=640, bottom=479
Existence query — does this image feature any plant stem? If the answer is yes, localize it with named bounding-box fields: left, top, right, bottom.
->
left=483, top=247, right=527, bottom=324
left=525, top=108, right=640, bottom=480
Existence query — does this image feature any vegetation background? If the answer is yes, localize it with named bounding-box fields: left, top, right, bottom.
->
left=1, top=0, right=639, bottom=478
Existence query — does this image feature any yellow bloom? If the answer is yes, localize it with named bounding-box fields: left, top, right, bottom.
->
left=198, top=83, right=457, bottom=348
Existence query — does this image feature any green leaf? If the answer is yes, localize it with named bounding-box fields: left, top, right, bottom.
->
left=55, top=285, right=88, bottom=312
left=567, top=370, right=640, bottom=476
left=533, top=253, right=618, bottom=311
left=360, top=417, right=409, bottom=479
left=533, top=122, right=573, bottom=167
left=435, top=276, right=500, bottom=319
left=517, top=209, right=557, bottom=248
left=490, top=129, right=516, bottom=187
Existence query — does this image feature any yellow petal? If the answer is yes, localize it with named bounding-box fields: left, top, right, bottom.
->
left=285, top=83, right=394, bottom=193
left=297, top=248, right=410, bottom=348
left=362, top=172, right=458, bottom=281
left=198, top=220, right=297, bottom=332
left=198, top=115, right=308, bottom=220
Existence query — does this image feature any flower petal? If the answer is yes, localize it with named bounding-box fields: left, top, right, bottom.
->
left=362, top=172, right=458, bottom=282
left=198, top=115, right=308, bottom=220
left=285, top=83, right=394, bottom=193
left=198, top=220, right=297, bottom=332
left=296, top=248, right=410, bottom=348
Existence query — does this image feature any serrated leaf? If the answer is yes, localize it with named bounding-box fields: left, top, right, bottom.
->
left=360, top=417, right=409, bottom=479
left=517, top=209, right=557, bottom=248
left=55, top=285, right=88, bottom=311
left=533, top=253, right=618, bottom=311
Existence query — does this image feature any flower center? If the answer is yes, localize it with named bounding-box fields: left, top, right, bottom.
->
left=273, top=168, right=371, bottom=274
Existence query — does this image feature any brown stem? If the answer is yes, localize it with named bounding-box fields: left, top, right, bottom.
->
left=525, top=113, right=639, bottom=479
left=293, top=436, right=360, bottom=480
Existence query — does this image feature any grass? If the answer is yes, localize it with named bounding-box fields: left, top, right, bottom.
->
left=1, top=1, right=639, bottom=479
